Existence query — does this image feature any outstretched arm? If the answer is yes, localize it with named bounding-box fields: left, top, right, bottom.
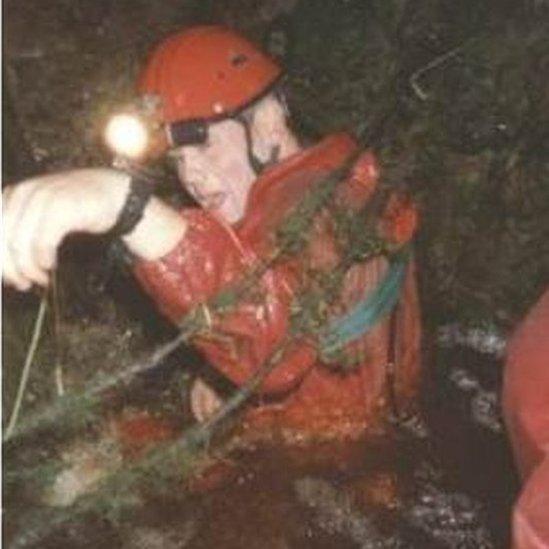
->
left=2, top=168, right=186, bottom=290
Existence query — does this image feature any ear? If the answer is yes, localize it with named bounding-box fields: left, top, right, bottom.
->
left=249, top=94, right=292, bottom=161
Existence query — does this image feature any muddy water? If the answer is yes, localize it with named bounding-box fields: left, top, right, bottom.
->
left=184, top=437, right=510, bottom=547
left=115, top=346, right=517, bottom=549
left=190, top=439, right=407, bottom=549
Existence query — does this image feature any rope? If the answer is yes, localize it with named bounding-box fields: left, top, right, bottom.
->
left=320, top=251, right=409, bottom=355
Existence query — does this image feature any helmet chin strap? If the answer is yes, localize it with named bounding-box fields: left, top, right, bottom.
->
left=235, top=115, right=280, bottom=176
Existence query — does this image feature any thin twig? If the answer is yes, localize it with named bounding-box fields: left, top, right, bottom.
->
left=199, top=339, right=291, bottom=436
left=409, top=45, right=466, bottom=101
left=51, top=271, right=65, bottom=396
left=54, top=365, right=65, bottom=397
left=6, top=296, right=48, bottom=439
left=3, top=322, right=198, bottom=443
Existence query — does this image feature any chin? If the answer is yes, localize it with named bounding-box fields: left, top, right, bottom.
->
left=220, top=208, right=244, bottom=225
left=204, top=201, right=240, bottom=224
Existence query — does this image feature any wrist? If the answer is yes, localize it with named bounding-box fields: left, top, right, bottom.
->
left=108, top=173, right=154, bottom=238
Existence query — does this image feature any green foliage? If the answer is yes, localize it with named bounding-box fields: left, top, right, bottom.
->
left=290, top=270, right=344, bottom=337
left=276, top=161, right=354, bottom=253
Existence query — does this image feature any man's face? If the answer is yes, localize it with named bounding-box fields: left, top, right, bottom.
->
left=174, top=119, right=256, bottom=224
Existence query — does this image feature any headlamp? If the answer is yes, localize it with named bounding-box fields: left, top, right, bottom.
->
left=104, top=113, right=150, bottom=160
left=104, top=95, right=168, bottom=164
left=104, top=95, right=210, bottom=163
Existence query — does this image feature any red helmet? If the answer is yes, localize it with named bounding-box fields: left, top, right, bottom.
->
left=138, top=26, right=282, bottom=125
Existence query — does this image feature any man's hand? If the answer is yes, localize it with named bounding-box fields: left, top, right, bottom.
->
left=2, top=169, right=130, bottom=290
left=190, top=377, right=224, bottom=423
left=2, top=168, right=186, bottom=291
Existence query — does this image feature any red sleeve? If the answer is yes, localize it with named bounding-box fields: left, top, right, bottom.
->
left=133, top=209, right=315, bottom=394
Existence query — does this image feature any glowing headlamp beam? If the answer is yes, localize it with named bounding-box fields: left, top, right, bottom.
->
left=104, top=114, right=149, bottom=159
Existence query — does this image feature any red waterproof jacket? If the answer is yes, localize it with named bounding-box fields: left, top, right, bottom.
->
left=134, top=134, right=421, bottom=440
left=503, top=289, right=549, bottom=548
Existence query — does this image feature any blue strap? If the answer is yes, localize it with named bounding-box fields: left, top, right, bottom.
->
left=319, top=252, right=409, bottom=356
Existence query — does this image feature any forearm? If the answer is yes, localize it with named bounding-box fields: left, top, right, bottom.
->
left=2, top=167, right=187, bottom=290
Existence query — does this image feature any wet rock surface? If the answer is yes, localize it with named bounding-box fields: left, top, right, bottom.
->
left=403, top=485, right=493, bottom=548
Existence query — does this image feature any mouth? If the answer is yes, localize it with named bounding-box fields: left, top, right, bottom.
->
left=183, top=178, right=227, bottom=211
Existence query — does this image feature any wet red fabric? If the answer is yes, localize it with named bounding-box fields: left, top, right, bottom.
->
left=134, top=134, right=421, bottom=440
left=503, top=289, right=549, bottom=548
left=513, top=456, right=549, bottom=549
